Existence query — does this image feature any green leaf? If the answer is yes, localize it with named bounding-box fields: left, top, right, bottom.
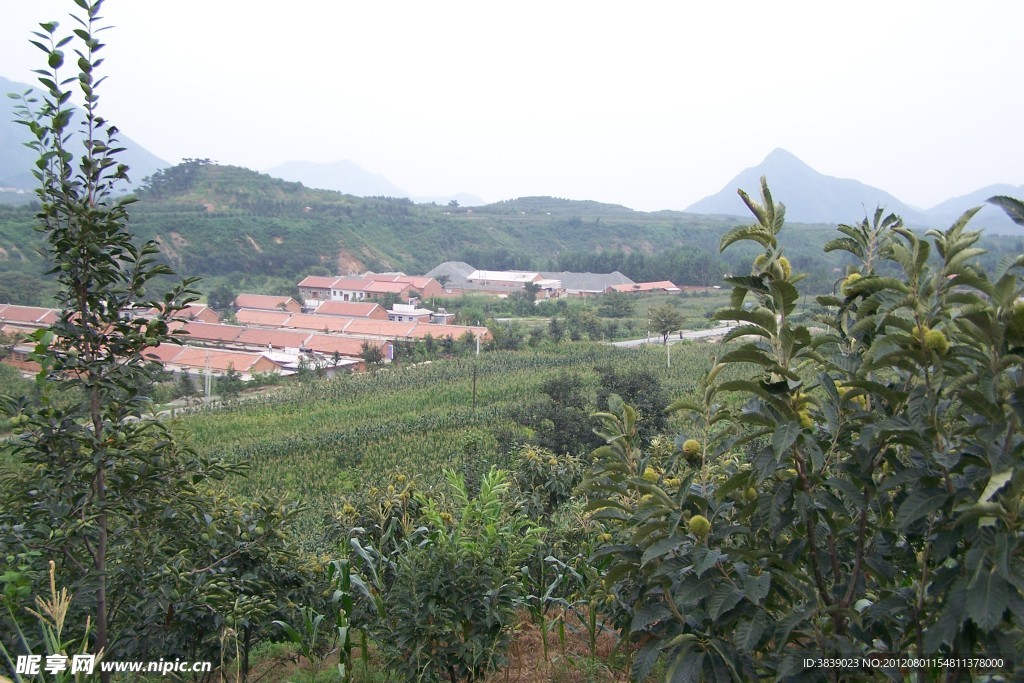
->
left=722, top=275, right=770, bottom=293
left=631, top=601, right=672, bottom=632
left=823, top=236, right=864, bottom=256
left=966, top=567, right=1009, bottom=630
left=272, top=619, right=304, bottom=647
left=720, top=344, right=775, bottom=368
left=666, top=399, right=703, bottom=415
left=721, top=223, right=774, bottom=252
left=772, top=421, right=800, bottom=460
left=923, top=581, right=966, bottom=651
left=707, top=583, right=744, bottom=620
left=895, top=489, right=948, bottom=530
left=988, top=195, right=1024, bottom=226
left=631, top=638, right=663, bottom=681
left=667, top=648, right=703, bottom=683
left=720, top=324, right=773, bottom=343
left=770, top=279, right=800, bottom=315
left=735, top=610, right=767, bottom=653
left=691, top=546, right=723, bottom=578
left=675, top=577, right=714, bottom=605
left=743, top=573, right=771, bottom=603
left=641, top=535, right=686, bottom=567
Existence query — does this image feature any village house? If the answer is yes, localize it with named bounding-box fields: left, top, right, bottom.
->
left=426, top=262, right=633, bottom=298
left=177, top=303, right=221, bottom=323
left=285, top=313, right=352, bottom=333
left=388, top=303, right=434, bottom=323
left=296, top=275, right=338, bottom=307
left=1, top=287, right=487, bottom=382
left=296, top=273, right=445, bottom=309
left=233, top=294, right=302, bottom=313
left=0, top=304, right=60, bottom=328
left=234, top=309, right=294, bottom=328
left=313, top=300, right=389, bottom=319
left=149, top=345, right=287, bottom=381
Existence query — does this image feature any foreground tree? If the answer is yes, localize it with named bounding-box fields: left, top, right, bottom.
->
left=585, top=179, right=1024, bottom=680
left=0, top=3, right=310, bottom=679
left=2, top=1, right=201, bottom=666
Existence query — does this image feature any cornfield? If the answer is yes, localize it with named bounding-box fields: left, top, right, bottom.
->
left=178, top=343, right=732, bottom=542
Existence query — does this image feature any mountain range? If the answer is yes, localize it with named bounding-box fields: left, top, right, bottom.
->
left=687, top=148, right=1022, bottom=233
left=2, top=74, right=1021, bottom=231
left=0, top=76, right=168, bottom=195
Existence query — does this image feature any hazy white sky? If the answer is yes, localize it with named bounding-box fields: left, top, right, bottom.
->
left=2, top=1, right=1021, bottom=211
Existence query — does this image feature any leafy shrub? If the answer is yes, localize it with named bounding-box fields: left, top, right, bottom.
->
left=356, top=469, right=542, bottom=682
left=512, top=445, right=585, bottom=521
left=584, top=181, right=1024, bottom=680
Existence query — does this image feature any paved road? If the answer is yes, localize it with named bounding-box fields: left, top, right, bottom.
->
left=612, top=324, right=738, bottom=348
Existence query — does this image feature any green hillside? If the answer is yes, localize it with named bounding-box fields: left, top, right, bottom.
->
left=128, top=160, right=751, bottom=279
left=1, top=159, right=1020, bottom=305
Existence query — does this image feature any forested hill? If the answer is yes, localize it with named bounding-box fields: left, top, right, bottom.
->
left=126, top=161, right=752, bottom=280
left=1, top=160, right=1019, bottom=305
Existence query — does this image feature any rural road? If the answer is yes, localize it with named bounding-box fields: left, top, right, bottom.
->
left=612, top=324, right=738, bottom=348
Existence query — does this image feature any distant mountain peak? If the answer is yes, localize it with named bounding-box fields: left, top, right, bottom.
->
left=763, top=147, right=801, bottom=164
left=687, top=149, right=926, bottom=226
left=686, top=150, right=1022, bottom=233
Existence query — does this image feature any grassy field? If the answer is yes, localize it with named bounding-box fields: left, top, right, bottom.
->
left=176, top=342, right=729, bottom=542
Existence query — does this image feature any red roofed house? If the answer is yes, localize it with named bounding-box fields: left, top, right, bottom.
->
left=0, top=304, right=60, bottom=327
left=168, top=346, right=285, bottom=380
left=303, top=334, right=390, bottom=359
left=3, top=342, right=42, bottom=375
left=297, top=275, right=340, bottom=307
left=407, top=323, right=490, bottom=342
left=178, top=322, right=245, bottom=344
left=177, top=303, right=220, bottom=323
left=234, top=309, right=293, bottom=328
left=234, top=328, right=312, bottom=354
left=362, top=280, right=417, bottom=302
left=284, top=313, right=352, bottom=333
left=313, top=301, right=388, bottom=319
left=303, top=334, right=393, bottom=370
left=234, top=294, right=302, bottom=313
left=341, top=319, right=418, bottom=339
left=369, top=273, right=446, bottom=300
left=297, top=273, right=446, bottom=307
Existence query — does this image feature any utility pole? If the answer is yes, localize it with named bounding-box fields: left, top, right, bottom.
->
left=205, top=353, right=212, bottom=400
left=473, top=332, right=480, bottom=409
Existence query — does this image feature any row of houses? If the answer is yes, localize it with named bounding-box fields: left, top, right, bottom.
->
left=425, top=262, right=636, bottom=297
left=296, top=267, right=711, bottom=305
left=1, top=295, right=488, bottom=383
left=1, top=303, right=66, bottom=374
left=421, top=262, right=711, bottom=297
left=296, top=272, right=445, bottom=308
left=0, top=266, right=703, bottom=382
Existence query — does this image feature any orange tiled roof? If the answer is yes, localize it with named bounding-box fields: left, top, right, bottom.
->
left=313, top=301, right=384, bottom=317
left=234, top=309, right=293, bottom=327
